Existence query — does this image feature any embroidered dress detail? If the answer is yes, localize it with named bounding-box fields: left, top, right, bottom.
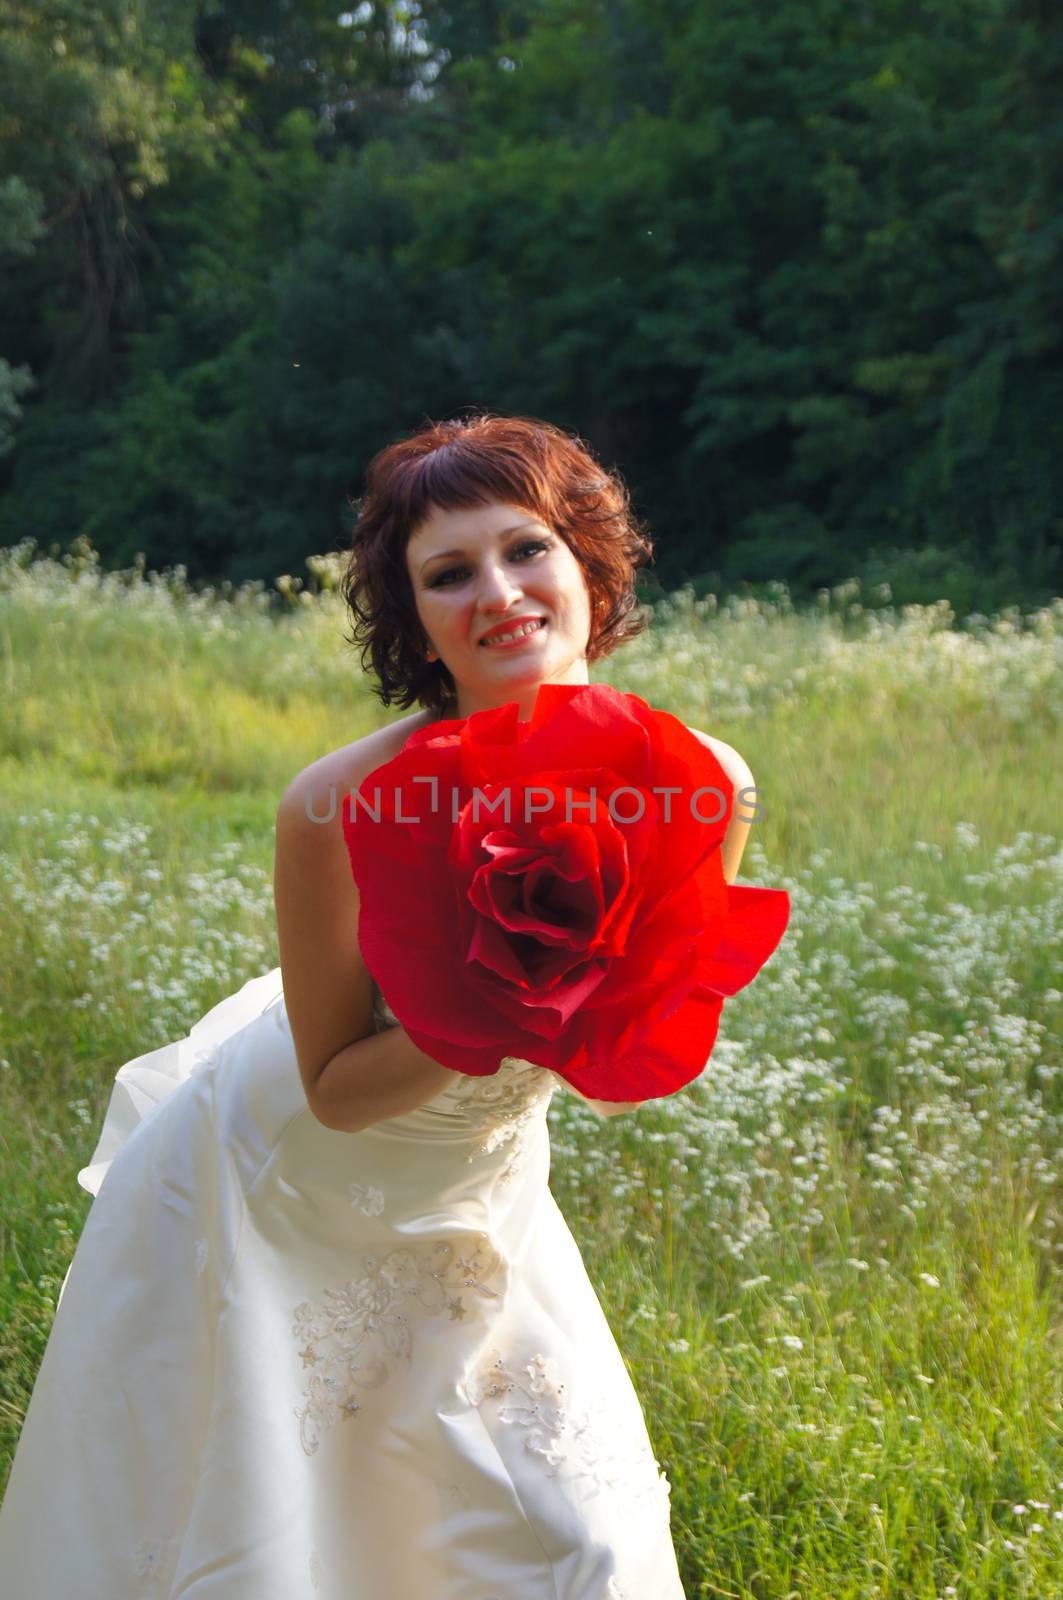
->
left=448, top=1056, right=557, bottom=1183
left=292, top=1230, right=508, bottom=1456
left=462, top=1346, right=674, bottom=1526
left=348, top=1182, right=385, bottom=1216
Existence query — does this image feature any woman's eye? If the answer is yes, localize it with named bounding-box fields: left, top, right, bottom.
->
left=430, top=540, right=548, bottom=587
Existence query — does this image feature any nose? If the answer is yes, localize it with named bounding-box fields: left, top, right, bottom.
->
left=476, top=559, right=524, bottom=613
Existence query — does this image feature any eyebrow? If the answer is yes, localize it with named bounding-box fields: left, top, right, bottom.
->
left=419, top=521, right=546, bottom=575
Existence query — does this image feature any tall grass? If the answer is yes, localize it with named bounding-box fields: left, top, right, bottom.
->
left=1, top=537, right=1061, bottom=1597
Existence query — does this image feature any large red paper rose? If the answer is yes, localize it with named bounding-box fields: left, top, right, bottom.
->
left=341, top=682, right=789, bottom=1102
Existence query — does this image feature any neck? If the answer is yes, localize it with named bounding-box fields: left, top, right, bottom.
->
left=438, top=664, right=590, bottom=725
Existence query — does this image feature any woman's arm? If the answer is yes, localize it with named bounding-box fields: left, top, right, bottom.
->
left=309, top=1024, right=458, bottom=1133
left=687, top=728, right=756, bottom=886
left=274, top=755, right=454, bottom=1131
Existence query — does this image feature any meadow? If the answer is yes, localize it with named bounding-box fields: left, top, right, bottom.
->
left=1, top=535, right=1061, bottom=1598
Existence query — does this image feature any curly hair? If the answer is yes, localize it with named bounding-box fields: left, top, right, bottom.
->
left=341, top=412, right=656, bottom=711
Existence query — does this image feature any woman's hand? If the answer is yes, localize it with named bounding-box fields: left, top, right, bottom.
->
left=558, top=1080, right=640, bottom=1117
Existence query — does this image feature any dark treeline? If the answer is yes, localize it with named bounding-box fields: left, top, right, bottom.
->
left=1, top=0, right=1060, bottom=608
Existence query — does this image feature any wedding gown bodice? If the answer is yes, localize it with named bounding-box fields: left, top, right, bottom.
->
left=366, top=976, right=561, bottom=1174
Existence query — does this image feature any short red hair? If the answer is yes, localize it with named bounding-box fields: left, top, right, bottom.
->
left=341, top=412, right=656, bottom=710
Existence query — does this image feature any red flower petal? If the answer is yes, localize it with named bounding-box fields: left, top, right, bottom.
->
left=342, top=683, right=790, bottom=1099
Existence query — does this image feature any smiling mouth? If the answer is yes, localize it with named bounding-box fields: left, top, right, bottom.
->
left=479, top=618, right=547, bottom=647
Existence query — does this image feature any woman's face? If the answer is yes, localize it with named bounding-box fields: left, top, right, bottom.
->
left=405, top=500, right=593, bottom=722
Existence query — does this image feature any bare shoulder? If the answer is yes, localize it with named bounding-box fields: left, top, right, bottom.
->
left=684, top=725, right=755, bottom=791
left=278, top=706, right=437, bottom=818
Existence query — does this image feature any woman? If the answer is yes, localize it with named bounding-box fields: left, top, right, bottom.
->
left=0, top=413, right=754, bottom=1596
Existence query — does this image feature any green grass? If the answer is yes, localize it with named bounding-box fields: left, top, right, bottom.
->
left=1, top=538, right=1061, bottom=1596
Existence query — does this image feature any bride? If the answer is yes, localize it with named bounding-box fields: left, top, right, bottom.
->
left=0, top=412, right=754, bottom=1597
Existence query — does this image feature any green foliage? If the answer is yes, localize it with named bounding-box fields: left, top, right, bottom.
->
left=0, top=361, right=33, bottom=459
left=0, top=0, right=1060, bottom=607
left=0, top=178, right=43, bottom=455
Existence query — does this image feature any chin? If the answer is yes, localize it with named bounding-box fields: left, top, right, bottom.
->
left=477, top=657, right=554, bottom=686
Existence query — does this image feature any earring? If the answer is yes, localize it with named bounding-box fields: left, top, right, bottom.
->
left=425, top=646, right=437, bottom=661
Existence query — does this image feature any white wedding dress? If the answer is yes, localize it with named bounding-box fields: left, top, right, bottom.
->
left=0, top=967, right=685, bottom=1598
